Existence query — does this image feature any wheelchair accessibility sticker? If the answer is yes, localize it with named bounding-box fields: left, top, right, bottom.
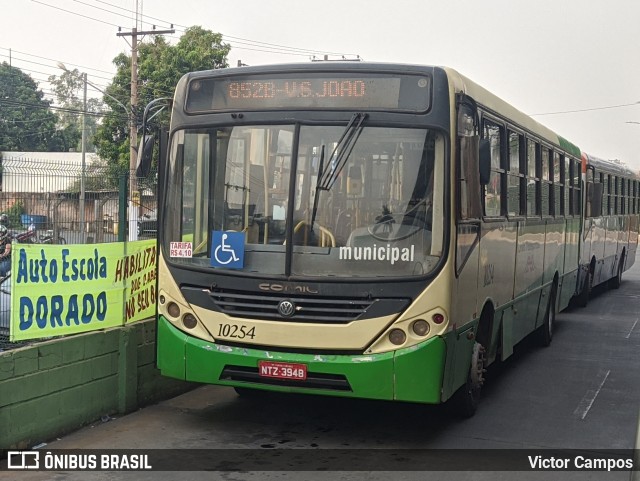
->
left=211, top=231, right=245, bottom=269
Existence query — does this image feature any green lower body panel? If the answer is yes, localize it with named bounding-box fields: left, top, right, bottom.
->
left=157, top=316, right=446, bottom=404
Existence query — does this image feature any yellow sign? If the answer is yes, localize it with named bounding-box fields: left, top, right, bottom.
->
left=120, top=241, right=157, bottom=324
left=9, top=240, right=157, bottom=341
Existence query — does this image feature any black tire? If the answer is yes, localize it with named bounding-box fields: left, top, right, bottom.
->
left=538, top=286, right=556, bottom=347
left=576, top=269, right=591, bottom=308
left=451, top=342, right=486, bottom=418
left=58, top=236, right=67, bottom=245
left=610, top=257, right=623, bottom=289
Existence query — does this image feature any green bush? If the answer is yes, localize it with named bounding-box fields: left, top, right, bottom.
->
left=5, top=201, right=25, bottom=228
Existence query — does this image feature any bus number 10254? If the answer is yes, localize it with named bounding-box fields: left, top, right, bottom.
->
left=217, top=323, right=256, bottom=340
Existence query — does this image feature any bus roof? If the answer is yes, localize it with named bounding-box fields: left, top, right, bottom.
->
left=583, top=152, right=639, bottom=178
left=441, top=66, right=581, bottom=158
left=176, top=61, right=582, bottom=159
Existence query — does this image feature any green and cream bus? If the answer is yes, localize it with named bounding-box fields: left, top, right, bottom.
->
left=156, top=62, right=639, bottom=416
left=576, top=153, right=639, bottom=305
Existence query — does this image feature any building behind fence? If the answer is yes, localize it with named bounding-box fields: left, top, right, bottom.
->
left=0, top=151, right=158, bottom=350
left=0, top=152, right=157, bottom=244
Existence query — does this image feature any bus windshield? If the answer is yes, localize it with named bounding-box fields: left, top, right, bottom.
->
left=163, top=124, right=445, bottom=278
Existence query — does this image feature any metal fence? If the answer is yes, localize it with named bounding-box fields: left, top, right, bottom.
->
left=0, top=155, right=158, bottom=351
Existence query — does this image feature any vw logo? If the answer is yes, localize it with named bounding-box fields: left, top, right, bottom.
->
left=277, top=300, right=296, bottom=317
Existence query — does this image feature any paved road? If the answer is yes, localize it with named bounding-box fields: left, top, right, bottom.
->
left=3, top=256, right=640, bottom=481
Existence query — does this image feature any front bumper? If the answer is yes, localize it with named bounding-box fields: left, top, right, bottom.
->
left=157, top=315, right=446, bottom=403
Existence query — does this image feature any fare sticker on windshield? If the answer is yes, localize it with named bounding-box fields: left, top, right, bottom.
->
left=170, top=242, right=192, bottom=258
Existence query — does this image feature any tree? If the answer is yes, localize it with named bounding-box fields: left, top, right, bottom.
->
left=93, top=26, right=231, bottom=173
left=0, top=63, right=63, bottom=151
left=47, top=68, right=104, bottom=153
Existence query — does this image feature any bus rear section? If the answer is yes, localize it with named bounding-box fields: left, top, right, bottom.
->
left=576, top=153, right=640, bottom=306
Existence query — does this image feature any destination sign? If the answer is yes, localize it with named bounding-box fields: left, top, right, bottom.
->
left=186, top=73, right=431, bottom=112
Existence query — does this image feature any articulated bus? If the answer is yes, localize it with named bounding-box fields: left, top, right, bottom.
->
left=576, top=153, right=639, bottom=305
left=156, top=63, right=639, bottom=416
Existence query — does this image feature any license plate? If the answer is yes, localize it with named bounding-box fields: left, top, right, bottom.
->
left=258, top=361, right=307, bottom=381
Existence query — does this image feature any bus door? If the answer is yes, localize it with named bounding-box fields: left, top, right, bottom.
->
left=445, top=98, right=483, bottom=399
left=582, top=167, right=598, bottom=268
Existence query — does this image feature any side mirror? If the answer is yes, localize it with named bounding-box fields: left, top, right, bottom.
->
left=136, top=134, right=155, bottom=178
left=479, top=138, right=491, bottom=185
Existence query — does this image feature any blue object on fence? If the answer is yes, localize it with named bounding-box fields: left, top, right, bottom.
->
left=21, top=215, right=47, bottom=228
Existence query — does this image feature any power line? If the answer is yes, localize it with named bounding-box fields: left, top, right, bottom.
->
left=95, top=0, right=174, bottom=28
left=0, top=46, right=116, bottom=76
left=163, top=34, right=312, bottom=57
left=0, top=53, right=114, bottom=83
left=220, top=39, right=327, bottom=56
left=70, top=0, right=153, bottom=27
left=31, top=0, right=361, bottom=71
left=90, top=0, right=173, bottom=29
left=1, top=99, right=127, bottom=120
left=221, top=34, right=357, bottom=57
left=18, top=129, right=67, bottom=139
left=31, top=0, right=121, bottom=28
left=0, top=58, right=110, bottom=94
left=0, top=70, right=51, bottom=87
left=14, top=0, right=364, bottom=118
left=531, top=101, right=640, bottom=116
left=0, top=117, right=56, bottom=124
left=0, top=63, right=110, bottom=91
left=87, top=0, right=359, bottom=57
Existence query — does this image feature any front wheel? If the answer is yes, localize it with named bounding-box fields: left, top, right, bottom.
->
left=451, top=342, right=486, bottom=418
left=58, top=236, right=67, bottom=245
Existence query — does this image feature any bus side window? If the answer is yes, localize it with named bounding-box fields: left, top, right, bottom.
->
left=482, top=118, right=505, bottom=217
left=586, top=168, right=603, bottom=218
left=457, top=104, right=482, bottom=220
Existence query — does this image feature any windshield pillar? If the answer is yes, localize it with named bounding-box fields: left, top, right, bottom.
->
left=284, top=123, right=301, bottom=276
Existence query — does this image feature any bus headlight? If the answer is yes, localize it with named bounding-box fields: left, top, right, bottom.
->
left=167, top=302, right=181, bottom=318
left=388, top=328, right=407, bottom=345
left=183, top=313, right=198, bottom=329
left=412, top=319, right=430, bottom=336
left=365, top=308, right=448, bottom=354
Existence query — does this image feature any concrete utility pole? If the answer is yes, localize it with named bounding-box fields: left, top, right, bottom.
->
left=117, top=21, right=174, bottom=241
left=80, top=72, right=87, bottom=243
left=57, top=62, right=89, bottom=242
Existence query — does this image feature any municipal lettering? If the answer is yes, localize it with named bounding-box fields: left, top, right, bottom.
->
left=338, top=244, right=414, bottom=265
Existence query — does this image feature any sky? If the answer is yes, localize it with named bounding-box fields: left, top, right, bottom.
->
left=3, top=0, right=640, bottom=170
